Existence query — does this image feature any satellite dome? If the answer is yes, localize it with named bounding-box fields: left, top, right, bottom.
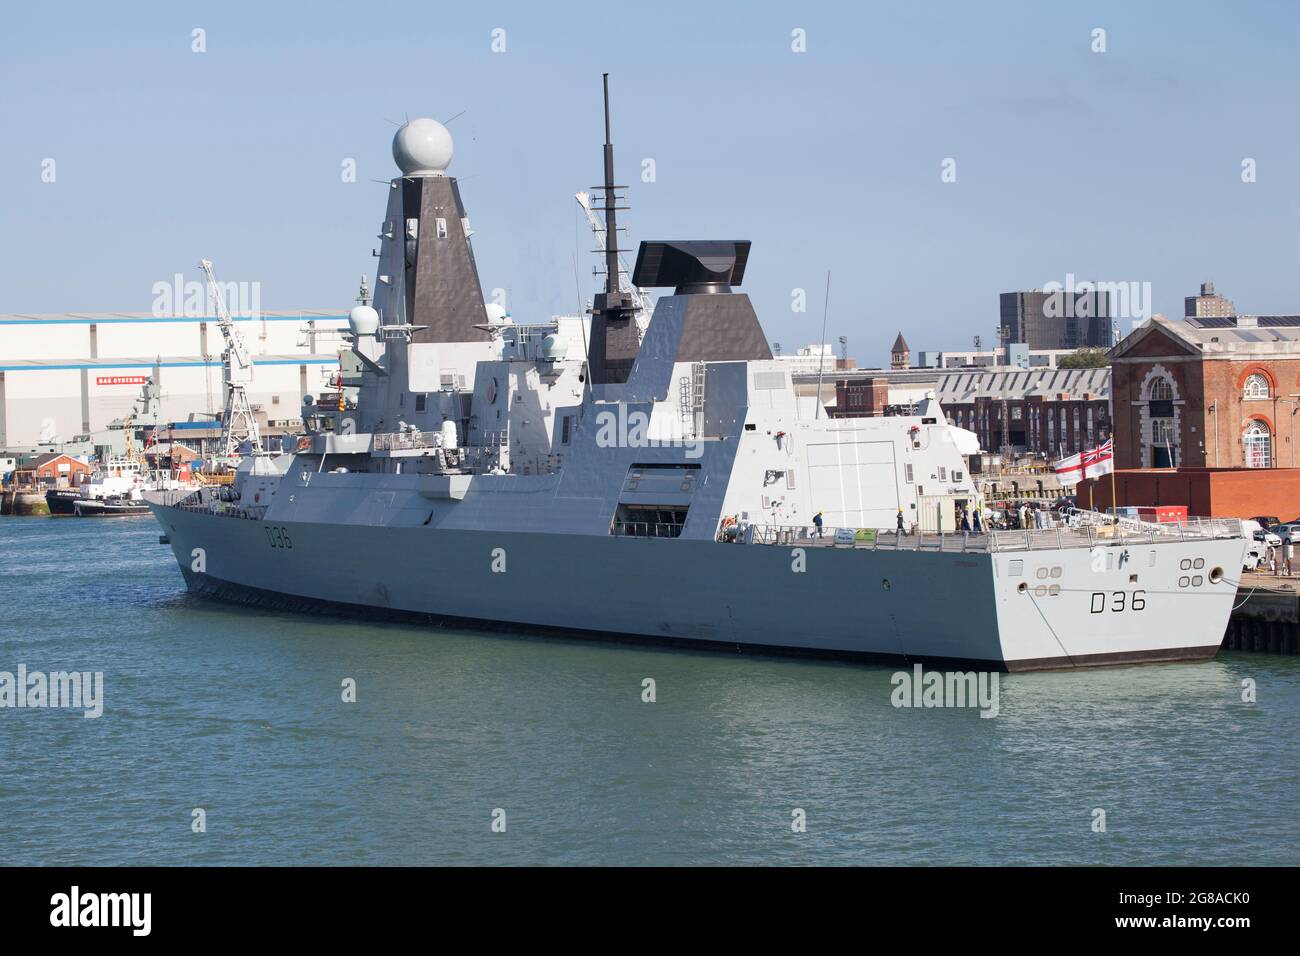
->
left=484, top=303, right=510, bottom=326
left=348, top=305, right=380, bottom=336
left=541, top=333, right=567, bottom=362
left=392, top=118, right=453, bottom=176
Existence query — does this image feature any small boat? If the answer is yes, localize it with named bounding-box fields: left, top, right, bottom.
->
left=61, top=458, right=197, bottom=517
left=73, top=493, right=151, bottom=517
left=50, top=456, right=145, bottom=514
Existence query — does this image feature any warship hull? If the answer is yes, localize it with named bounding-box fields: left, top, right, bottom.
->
left=152, top=505, right=1245, bottom=671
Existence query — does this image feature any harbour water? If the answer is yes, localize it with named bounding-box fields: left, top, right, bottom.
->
left=1, top=516, right=1296, bottom=866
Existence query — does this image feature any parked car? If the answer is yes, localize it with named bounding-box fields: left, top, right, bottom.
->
left=1242, top=519, right=1282, bottom=547
left=1269, top=522, right=1300, bottom=543
left=1249, top=515, right=1282, bottom=529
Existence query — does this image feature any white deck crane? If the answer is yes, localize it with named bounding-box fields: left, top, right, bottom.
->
left=198, top=258, right=263, bottom=460
left=575, top=190, right=652, bottom=331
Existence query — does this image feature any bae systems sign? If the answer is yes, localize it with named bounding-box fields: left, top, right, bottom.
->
left=95, top=376, right=148, bottom=386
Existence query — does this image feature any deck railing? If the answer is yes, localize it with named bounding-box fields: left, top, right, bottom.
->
left=372, top=431, right=437, bottom=452
left=612, top=520, right=685, bottom=539
left=725, top=513, right=1242, bottom=554
left=158, top=486, right=265, bottom=520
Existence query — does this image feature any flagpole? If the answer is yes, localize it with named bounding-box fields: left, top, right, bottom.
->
left=1109, top=438, right=1117, bottom=513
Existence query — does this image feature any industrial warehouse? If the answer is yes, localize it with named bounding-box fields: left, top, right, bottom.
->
left=0, top=308, right=347, bottom=454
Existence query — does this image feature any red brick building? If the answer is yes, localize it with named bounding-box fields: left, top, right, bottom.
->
left=1078, top=466, right=1300, bottom=520
left=1110, top=315, right=1300, bottom=469
left=1084, top=314, right=1300, bottom=518
left=29, top=453, right=92, bottom=485
left=834, top=377, right=890, bottom=416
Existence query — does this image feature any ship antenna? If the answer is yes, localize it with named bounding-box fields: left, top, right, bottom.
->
left=603, top=76, right=618, bottom=313
left=587, top=73, right=633, bottom=385
left=814, top=270, right=831, bottom=420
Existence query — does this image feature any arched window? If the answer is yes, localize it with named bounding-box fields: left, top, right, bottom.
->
left=1148, top=378, right=1173, bottom=401
left=1243, top=373, right=1270, bottom=400
left=1244, top=419, right=1271, bottom=469
left=1147, top=374, right=1177, bottom=466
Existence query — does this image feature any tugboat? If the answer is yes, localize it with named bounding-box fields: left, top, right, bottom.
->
left=53, top=383, right=199, bottom=516
left=73, top=491, right=150, bottom=517
left=46, top=455, right=144, bottom=515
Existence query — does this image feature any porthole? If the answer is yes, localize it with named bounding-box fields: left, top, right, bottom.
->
left=1036, top=567, right=1049, bottom=579
left=1048, top=584, right=1061, bottom=596
left=1193, top=557, right=1205, bottom=570
left=1050, top=567, right=1063, bottom=579
left=1192, top=575, right=1203, bottom=587
left=1034, top=585, right=1048, bottom=597
left=1179, top=576, right=1190, bottom=588
left=1180, top=558, right=1192, bottom=571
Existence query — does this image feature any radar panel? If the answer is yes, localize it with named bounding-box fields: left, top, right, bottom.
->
left=632, top=241, right=751, bottom=291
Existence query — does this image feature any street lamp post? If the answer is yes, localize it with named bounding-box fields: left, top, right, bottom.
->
left=1208, top=401, right=1219, bottom=467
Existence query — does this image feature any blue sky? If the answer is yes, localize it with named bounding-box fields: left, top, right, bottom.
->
left=3, top=0, right=1298, bottom=365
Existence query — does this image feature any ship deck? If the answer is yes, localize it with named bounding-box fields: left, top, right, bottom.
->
left=152, top=483, right=1242, bottom=557
left=732, top=516, right=1242, bottom=553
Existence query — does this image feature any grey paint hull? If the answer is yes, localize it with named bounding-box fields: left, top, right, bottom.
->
left=151, top=505, right=1245, bottom=671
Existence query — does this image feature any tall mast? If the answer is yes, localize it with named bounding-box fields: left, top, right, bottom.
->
left=588, top=73, right=634, bottom=384
left=602, top=74, right=620, bottom=317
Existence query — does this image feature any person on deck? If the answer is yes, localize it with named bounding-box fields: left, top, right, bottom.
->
left=896, top=508, right=906, bottom=535
left=812, top=511, right=824, bottom=539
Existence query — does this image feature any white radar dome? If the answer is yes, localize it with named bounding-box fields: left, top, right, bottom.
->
left=541, top=333, right=567, bottom=362
left=392, top=118, right=454, bottom=176
left=348, top=305, right=380, bottom=336
left=484, top=303, right=510, bottom=326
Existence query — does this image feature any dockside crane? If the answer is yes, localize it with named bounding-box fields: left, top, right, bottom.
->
left=198, top=258, right=263, bottom=459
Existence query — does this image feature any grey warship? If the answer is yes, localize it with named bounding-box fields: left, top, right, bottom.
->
left=148, top=82, right=1246, bottom=671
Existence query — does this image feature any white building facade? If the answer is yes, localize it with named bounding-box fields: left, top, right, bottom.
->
left=0, top=311, right=348, bottom=449
left=773, top=343, right=838, bottom=376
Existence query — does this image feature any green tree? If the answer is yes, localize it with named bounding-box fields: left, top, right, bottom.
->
left=1057, top=347, right=1111, bottom=369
